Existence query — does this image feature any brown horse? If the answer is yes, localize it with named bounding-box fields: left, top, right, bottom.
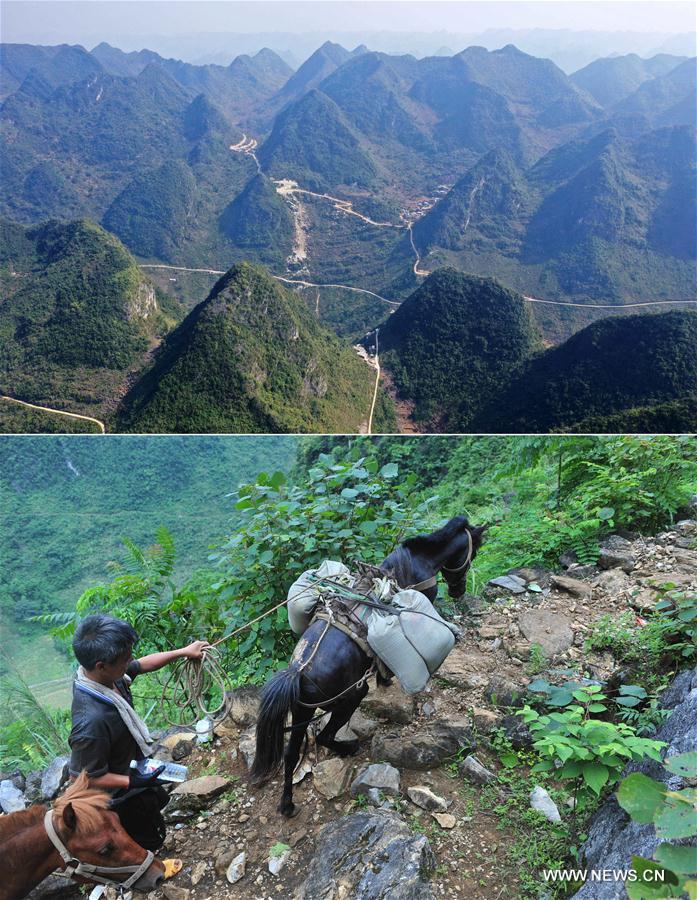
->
left=1, top=772, right=165, bottom=899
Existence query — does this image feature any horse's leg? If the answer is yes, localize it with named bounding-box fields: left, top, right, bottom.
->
left=316, top=683, right=368, bottom=757
left=279, top=706, right=310, bottom=818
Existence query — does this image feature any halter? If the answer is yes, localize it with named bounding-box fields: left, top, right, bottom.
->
left=44, top=809, right=155, bottom=892
left=410, top=528, right=473, bottom=593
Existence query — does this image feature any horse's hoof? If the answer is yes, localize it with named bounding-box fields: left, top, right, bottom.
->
left=279, top=802, right=298, bottom=818
left=335, top=739, right=360, bottom=757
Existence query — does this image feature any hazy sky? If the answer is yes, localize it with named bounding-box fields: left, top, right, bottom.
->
left=3, top=1, right=695, bottom=45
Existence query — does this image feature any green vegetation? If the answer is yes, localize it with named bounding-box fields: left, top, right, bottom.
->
left=258, top=89, right=379, bottom=191
left=617, top=753, right=697, bottom=898
left=117, top=262, right=386, bottom=433
left=218, top=174, right=294, bottom=268
left=103, top=160, right=199, bottom=262
left=0, top=218, right=179, bottom=419
left=471, top=311, right=697, bottom=432
left=378, top=268, right=540, bottom=427
left=519, top=684, right=665, bottom=799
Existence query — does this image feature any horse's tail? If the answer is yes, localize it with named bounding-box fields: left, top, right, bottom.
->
left=249, top=664, right=301, bottom=785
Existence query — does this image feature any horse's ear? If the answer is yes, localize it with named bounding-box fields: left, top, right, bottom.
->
left=62, top=802, right=77, bottom=831
left=471, top=523, right=490, bottom=543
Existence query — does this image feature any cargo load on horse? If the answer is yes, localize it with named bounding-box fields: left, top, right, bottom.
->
left=287, top=559, right=461, bottom=693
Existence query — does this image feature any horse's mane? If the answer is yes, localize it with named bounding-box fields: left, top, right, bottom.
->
left=380, top=545, right=417, bottom=588
left=53, top=771, right=109, bottom=834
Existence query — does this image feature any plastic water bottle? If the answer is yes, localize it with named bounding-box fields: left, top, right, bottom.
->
left=195, top=717, right=213, bottom=744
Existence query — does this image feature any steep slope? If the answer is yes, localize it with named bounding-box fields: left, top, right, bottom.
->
left=90, top=41, right=162, bottom=77
left=570, top=53, right=687, bottom=108
left=0, top=219, right=177, bottom=416
left=471, top=311, right=697, bottom=432
left=102, top=159, right=199, bottom=261
left=377, top=268, right=541, bottom=427
left=257, top=89, right=378, bottom=190
left=0, top=43, right=103, bottom=100
left=611, top=58, right=697, bottom=128
left=414, top=126, right=697, bottom=304
left=412, top=149, right=529, bottom=253
left=117, top=263, right=377, bottom=433
left=218, top=174, right=294, bottom=267
left=272, top=41, right=364, bottom=104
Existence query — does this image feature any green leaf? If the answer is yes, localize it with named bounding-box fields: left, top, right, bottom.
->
left=583, top=763, right=609, bottom=795
left=340, top=488, right=359, bottom=499
left=269, top=842, right=291, bottom=859
left=655, top=844, right=697, bottom=876
left=499, top=753, right=518, bottom=768
left=617, top=773, right=666, bottom=823
left=597, top=507, right=615, bottom=521
left=616, top=696, right=642, bottom=707
left=655, top=791, right=697, bottom=840
left=626, top=857, right=682, bottom=899
left=664, top=752, right=697, bottom=779
left=379, top=463, right=399, bottom=479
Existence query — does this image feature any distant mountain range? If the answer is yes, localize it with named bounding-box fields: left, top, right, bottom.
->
left=0, top=39, right=695, bottom=433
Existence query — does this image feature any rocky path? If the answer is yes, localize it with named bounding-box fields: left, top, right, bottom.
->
left=13, top=520, right=697, bottom=900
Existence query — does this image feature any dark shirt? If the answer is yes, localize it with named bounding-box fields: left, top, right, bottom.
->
left=69, top=660, right=143, bottom=779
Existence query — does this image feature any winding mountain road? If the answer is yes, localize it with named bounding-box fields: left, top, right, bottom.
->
left=1, top=396, right=105, bottom=432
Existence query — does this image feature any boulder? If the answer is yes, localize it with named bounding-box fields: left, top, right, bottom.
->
left=459, top=755, right=496, bottom=785
left=160, top=731, right=197, bottom=761
left=312, top=757, right=354, bottom=799
left=238, top=725, right=256, bottom=769
left=484, top=676, right=527, bottom=708
left=167, top=775, right=230, bottom=815
left=225, top=685, right=261, bottom=727
left=487, top=575, right=526, bottom=594
left=297, top=809, right=435, bottom=899
left=347, top=708, right=379, bottom=739
left=26, top=875, right=81, bottom=899
left=595, top=568, right=632, bottom=596
left=572, top=667, right=697, bottom=899
left=41, top=757, right=69, bottom=801
left=407, top=786, right=449, bottom=812
left=0, top=770, right=25, bottom=792
left=431, top=812, right=456, bottom=829
left=0, top=779, right=26, bottom=812
left=471, top=708, right=500, bottom=733
left=598, top=549, right=635, bottom=574
left=363, top=682, right=416, bottom=724
left=501, top=714, right=533, bottom=750
left=226, top=851, right=246, bottom=884
left=435, top=647, right=489, bottom=691
left=507, top=567, right=552, bottom=589
left=24, top=770, right=43, bottom=804
left=371, top=719, right=473, bottom=770
left=518, top=610, right=574, bottom=657
left=351, top=763, right=400, bottom=799
left=268, top=847, right=291, bottom=875
left=529, top=786, right=561, bottom=823
left=550, top=575, right=592, bottom=599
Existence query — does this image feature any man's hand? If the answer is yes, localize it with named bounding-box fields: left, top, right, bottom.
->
left=180, top=640, right=210, bottom=660
left=128, top=764, right=165, bottom=790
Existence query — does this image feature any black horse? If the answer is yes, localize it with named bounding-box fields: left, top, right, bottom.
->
left=250, top=516, right=487, bottom=817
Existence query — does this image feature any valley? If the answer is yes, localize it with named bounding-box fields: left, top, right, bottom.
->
left=0, top=38, right=695, bottom=432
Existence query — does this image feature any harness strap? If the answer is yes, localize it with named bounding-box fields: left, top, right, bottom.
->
left=442, top=529, right=473, bottom=576
left=44, top=810, right=155, bottom=890
left=408, top=575, right=438, bottom=592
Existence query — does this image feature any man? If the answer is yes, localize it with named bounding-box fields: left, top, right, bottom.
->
left=69, top=614, right=209, bottom=855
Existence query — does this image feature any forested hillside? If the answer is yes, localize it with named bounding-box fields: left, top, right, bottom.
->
left=116, top=262, right=389, bottom=433
left=0, top=218, right=179, bottom=420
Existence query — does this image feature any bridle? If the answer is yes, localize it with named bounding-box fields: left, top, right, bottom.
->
left=409, top=528, right=473, bottom=595
left=44, top=810, right=155, bottom=892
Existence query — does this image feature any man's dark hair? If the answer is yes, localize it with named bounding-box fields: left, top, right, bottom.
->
left=73, top=614, right=139, bottom=669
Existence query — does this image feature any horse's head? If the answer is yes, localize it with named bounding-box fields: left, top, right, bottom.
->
left=440, top=516, right=488, bottom=599
left=52, top=773, right=165, bottom=892
left=389, top=515, right=489, bottom=600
